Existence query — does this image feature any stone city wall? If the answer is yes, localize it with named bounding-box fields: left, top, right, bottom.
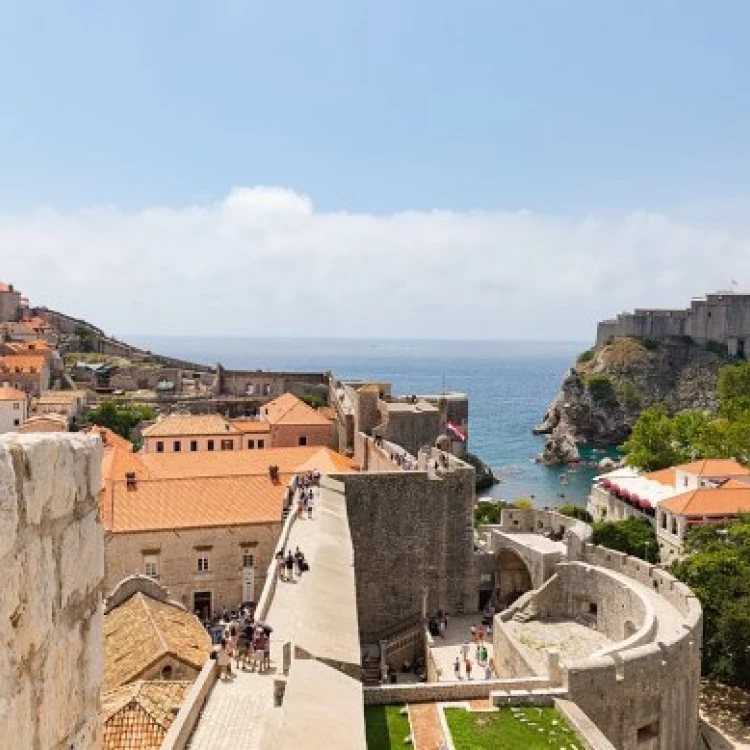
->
left=0, top=433, right=104, bottom=750
left=353, top=432, right=404, bottom=472
left=364, top=677, right=555, bottom=706
left=334, top=459, right=476, bottom=642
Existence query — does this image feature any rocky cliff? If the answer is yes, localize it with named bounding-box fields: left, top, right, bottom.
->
left=535, top=337, right=727, bottom=464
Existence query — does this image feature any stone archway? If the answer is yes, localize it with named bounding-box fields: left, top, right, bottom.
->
left=496, top=549, right=533, bottom=609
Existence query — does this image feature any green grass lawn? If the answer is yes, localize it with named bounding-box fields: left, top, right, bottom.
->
left=445, top=706, right=583, bottom=749
left=364, top=705, right=411, bottom=749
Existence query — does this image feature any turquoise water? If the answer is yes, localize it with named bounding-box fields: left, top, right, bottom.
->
left=125, top=336, right=601, bottom=508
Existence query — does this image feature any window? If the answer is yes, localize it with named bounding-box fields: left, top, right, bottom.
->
left=242, top=553, right=255, bottom=568
left=143, top=554, right=159, bottom=578
left=173, top=441, right=181, bottom=452
left=660, top=513, right=667, bottom=529
left=247, top=384, right=255, bottom=395
left=264, top=383, right=271, bottom=395
left=197, top=555, right=210, bottom=572
left=161, top=665, right=173, bottom=680
left=156, top=441, right=164, bottom=453
left=671, top=517, right=678, bottom=535
left=207, top=440, right=214, bottom=451
left=257, top=439, right=265, bottom=449
left=637, top=720, right=659, bottom=743
left=247, top=440, right=255, bottom=449
left=12, top=402, right=19, bottom=410
left=221, top=439, right=234, bottom=450
left=13, top=419, right=19, bottom=427
left=298, top=436, right=307, bottom=446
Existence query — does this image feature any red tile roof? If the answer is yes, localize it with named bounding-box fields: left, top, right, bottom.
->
left=660, top=486, right=750, bottom=517
left=262, top=393, right=333, bottom=426
left=676, top=459, right=750, bottom=477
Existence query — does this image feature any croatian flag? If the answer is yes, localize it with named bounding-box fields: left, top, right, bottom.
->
left=446, top=421, right=467, bottom=442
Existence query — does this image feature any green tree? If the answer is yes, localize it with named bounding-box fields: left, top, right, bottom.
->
left=512, top=497, right=534, bottom=510
left=622, top=405, right=684, bottom=471
left=671, top=516, right=750, bottom=688
left=586, top=374, right=616, bottom=404
left=591, top=517, right=658, bottom=562
left=718, top=361, right=750, bottom=402
left=87, top=401, right=154, bottom=441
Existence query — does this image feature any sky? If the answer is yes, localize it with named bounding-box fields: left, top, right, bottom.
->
left=1, top=1, right=750, bottom=340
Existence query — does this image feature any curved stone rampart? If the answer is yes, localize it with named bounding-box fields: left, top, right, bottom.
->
left=493, top=512, right=702, bottom=750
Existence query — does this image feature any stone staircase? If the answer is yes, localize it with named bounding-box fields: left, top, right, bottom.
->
left=362, top=656, right=382, bottom=686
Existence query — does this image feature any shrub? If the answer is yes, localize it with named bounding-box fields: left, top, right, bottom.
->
left=586, top=374, right=616, bottom=404
left=620, top=380, right=643, bottom=409
left=557, top=504, right=593, bottom=523
left=592, top=516, right=658, bottom=562
left=577, top=348, right=595, bottom=364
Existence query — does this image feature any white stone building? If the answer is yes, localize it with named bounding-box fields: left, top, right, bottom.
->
left=0, top=383, right=27, bottom=432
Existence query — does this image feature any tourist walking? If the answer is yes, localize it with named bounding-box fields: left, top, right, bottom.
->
left=275, top=550, right=285, bottom=579
left=285, top=551, right=295, bottom=581
left=306, top=490, right=314, bottom=519
left=454, top=656, right=461, bottom=680
left=465, top=657, right=472, bottom=680
left=217, top=638, right=231, bottom=681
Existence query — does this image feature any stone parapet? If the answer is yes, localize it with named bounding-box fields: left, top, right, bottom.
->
left=0, top=433, right=103, bottom=750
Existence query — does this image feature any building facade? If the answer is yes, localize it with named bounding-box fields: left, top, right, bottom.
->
left=0, top=383, right=28, bottom=432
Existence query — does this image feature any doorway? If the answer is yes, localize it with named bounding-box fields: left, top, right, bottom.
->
left=193, top=591, right=212, bottom=621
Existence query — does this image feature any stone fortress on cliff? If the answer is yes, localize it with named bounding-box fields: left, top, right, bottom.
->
left=596, top=290, right=750, bottom=356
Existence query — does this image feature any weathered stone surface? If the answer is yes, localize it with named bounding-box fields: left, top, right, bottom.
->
left=0, top=433, right=103, bottom=750
left=0, top=449, right=18, bottom=559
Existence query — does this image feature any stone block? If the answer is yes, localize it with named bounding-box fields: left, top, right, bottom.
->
left=21, top=535, right=55, bottom=653
left=39, top=622, right=83, bottom=750
left=18, top=435, right=61, bottom=525
left=0, top=449, right=18, bottom=559
left=0, top=672, right=35, bottom=750
left=61, top=510, right=103, bottom=608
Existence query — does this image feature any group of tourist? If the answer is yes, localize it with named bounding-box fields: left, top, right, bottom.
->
left=276, top=546, right=308, bottom=581
left=453, top=624, right=494, bottom=681
left=213, top=610, right=274, bottom=681
left=293, top=470, right=319, bottom=519
left=390, top=452, right=416, bottom=470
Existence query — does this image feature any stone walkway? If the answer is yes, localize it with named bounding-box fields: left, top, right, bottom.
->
left=189, top=487, right=323, bottom=749
left=408, top=703, right=446, bottom=750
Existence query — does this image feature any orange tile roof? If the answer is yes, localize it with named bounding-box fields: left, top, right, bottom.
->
left=102, top=680, right=191, bottom=750
left=262, top=393, right=333, bottom=426
left=104, top=592, right=211, bottom=691
left=135, top=446, right=358, bottom=480
left=85, top=425, right=136, bottom=452
left=660, top=486, right=750, bottom=517
left=231, top=419, right=272, bottom=434
left=0, top=384, right=26, bottom=401
left=676, top=459, right=750, bottom=477
left=103, top=475, right=284, bottom=532
left=317, top=406, right=337, bottom=421
left=142, top=413, right=241, bottom=438
left=644, top=468, right=677, bottom=486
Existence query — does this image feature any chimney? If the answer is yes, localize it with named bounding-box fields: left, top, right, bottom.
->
left=8, top=284, right=13, bottom=292
left=99, top=429, right=108, bottom=446
left=126, top=472, right=138, bottom=491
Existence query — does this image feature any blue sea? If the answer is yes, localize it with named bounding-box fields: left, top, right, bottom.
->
left=125, top=336, right=600, bottom=509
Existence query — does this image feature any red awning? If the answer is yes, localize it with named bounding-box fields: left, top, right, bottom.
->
left=601, top=479, right=612, bottom=489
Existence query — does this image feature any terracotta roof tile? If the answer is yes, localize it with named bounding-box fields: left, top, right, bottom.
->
left=660, top=486, right=750, bottom=516
left=104, top=592, right=211, bottom=692
left=676, top=459, right=750, bottom=477
left=262, top=393, right=333, bottom=426
left=102, top=680, right=192, bottom=750
left=644, top=468, right=677, bottom=486
left=142, top=414, right=241, bottom=438
left=0, top=384, right=26, bottom=400
left=104, top=475, right=284, bottom=532
left=230, top=419, right=272, bottom=434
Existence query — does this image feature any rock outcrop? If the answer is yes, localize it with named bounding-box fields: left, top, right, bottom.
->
left=536, top=337, right=727, bottom=464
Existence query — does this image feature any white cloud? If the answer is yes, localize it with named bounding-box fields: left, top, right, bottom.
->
left=2, top=187, right=749, bottom=341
